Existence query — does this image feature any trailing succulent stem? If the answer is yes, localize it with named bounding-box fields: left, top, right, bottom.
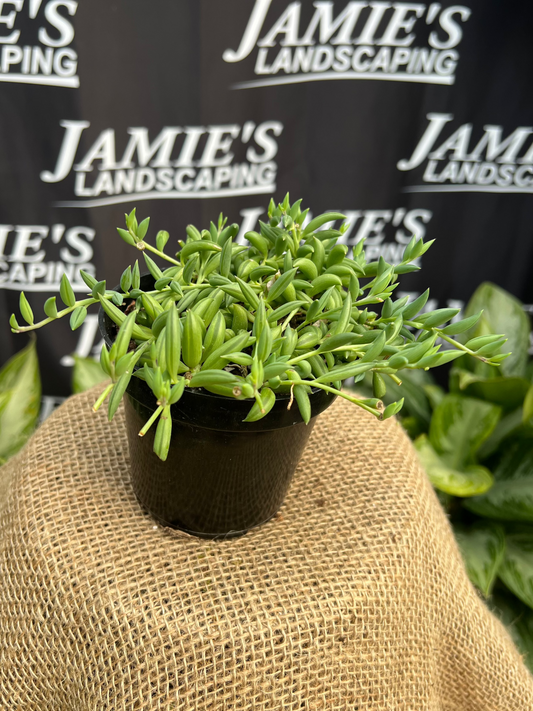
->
left=10, top=196, right=509, bottom=461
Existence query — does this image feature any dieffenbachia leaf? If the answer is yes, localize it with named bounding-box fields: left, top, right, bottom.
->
left=491, top=588, right=533, bottom=673
left=453, top=521, right=506, bottom=596
left=429, top=394, right=501, bottom=470
left=497, top=525, right=533, bottom=609
left=72, top=356, right=108, bottom=395
left=450, top=368, right=530, bottom=412
left=463, top=282, right=530, bottom=378
left=464, top=439, right=533, bottom=522
left=0, top=340, right=41, bottom=461
left=414, top=434, right=493, bottom=497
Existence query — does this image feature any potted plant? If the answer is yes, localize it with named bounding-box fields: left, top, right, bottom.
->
left=9, top=195, right=508, bottom=538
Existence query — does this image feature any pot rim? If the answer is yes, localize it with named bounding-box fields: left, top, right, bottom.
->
left=125, top=371, right=336, bottom=433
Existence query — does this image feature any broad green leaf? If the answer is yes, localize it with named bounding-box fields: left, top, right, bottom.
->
left=424, top=384, right=445, bottom=410
left=498, top=525, right=533, bottom=609
left=0, top=341, right=41, bottom=461
left=463, top=282, right=530, bottom=378
left=491, top=588, right=533, bottom=672
left=384, top=369, right=433, bottom=428
left=435, top=489, right=453, bottom=513
left=468, top=377, right=530, bottom=411
left=399, top=416, right=423, bottom=439
left=429, top=394, right=501, bottom=469
left=414, top=434, right=493, bottom=497
left=478, top=408, right=528, bottom=460
left=523, top=383, right=533, bottom=426
left=453, top=522, right=506, bottom=596
left=72, top=356, right=108, bottom=395
left=464, top=439, right=533, bottom=522
left=0, top=390, right=11, bottom=418
left=449, top=367, right=480, bottom=392
left=450, top=367, right=529, bottom=412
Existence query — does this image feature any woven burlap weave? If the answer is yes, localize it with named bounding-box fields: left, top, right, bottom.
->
left=0, top=384, right=532, bottom=710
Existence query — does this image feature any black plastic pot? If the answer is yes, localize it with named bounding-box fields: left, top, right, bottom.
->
left=99, top=276, right=336, bottom=539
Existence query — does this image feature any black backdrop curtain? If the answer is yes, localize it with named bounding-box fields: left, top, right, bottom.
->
left=0, top=0, right=532, bottom=400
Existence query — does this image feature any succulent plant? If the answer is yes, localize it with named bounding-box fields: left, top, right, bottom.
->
left=10, top=194, right=508, bottom=460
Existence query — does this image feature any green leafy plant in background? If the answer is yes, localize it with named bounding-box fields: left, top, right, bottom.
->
left=8, top=195, right=506, bottom=462
left=0, top=340, right=41, bottom=466
left=0, top=345, right=104, bottom=467
left=357, top=282, right=533, bottom=671
left=72, top=355, right=108, bottom=394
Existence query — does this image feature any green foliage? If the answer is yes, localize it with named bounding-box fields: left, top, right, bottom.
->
left=72, top=356, right=108, bottom=395
left=464, top=439, right=533, bottom=521
left=454, top=522, right=506, bottom=596
left=428, top=395, right=500, bottom=471
left=356, top=281, right=533, bottom=671
left=462, top=282, right=530, bottom=378
left=0, top=346, right=110, bottom=466
left=415, top=434, right=494, bottom=497
left=0, top=340, right=41, bottom=463
left=491, top=587, right=533, bottom=667
left=9, top=197, right=507, bottom=462
left=498, top=526, right=533, bottom=609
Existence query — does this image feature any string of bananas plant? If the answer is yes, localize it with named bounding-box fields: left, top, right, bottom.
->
left=10, top=195, right=509, bottom=461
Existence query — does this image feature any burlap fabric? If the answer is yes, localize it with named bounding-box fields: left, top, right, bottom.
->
left=0, top=385, right=532, bottom=711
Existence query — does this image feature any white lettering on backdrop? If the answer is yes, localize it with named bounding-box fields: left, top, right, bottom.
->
left=0, top=223, right=95, bottom=291
left=0, top=0, right=78, bottom=88
left=398, top=113, right=533, bottom=193
left=223, top=1, right=471, bottom=89
left=41, top=120, right=284, bottom=207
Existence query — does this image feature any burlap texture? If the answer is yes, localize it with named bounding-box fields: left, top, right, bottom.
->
left=0, top=384, right=532, bottom=711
